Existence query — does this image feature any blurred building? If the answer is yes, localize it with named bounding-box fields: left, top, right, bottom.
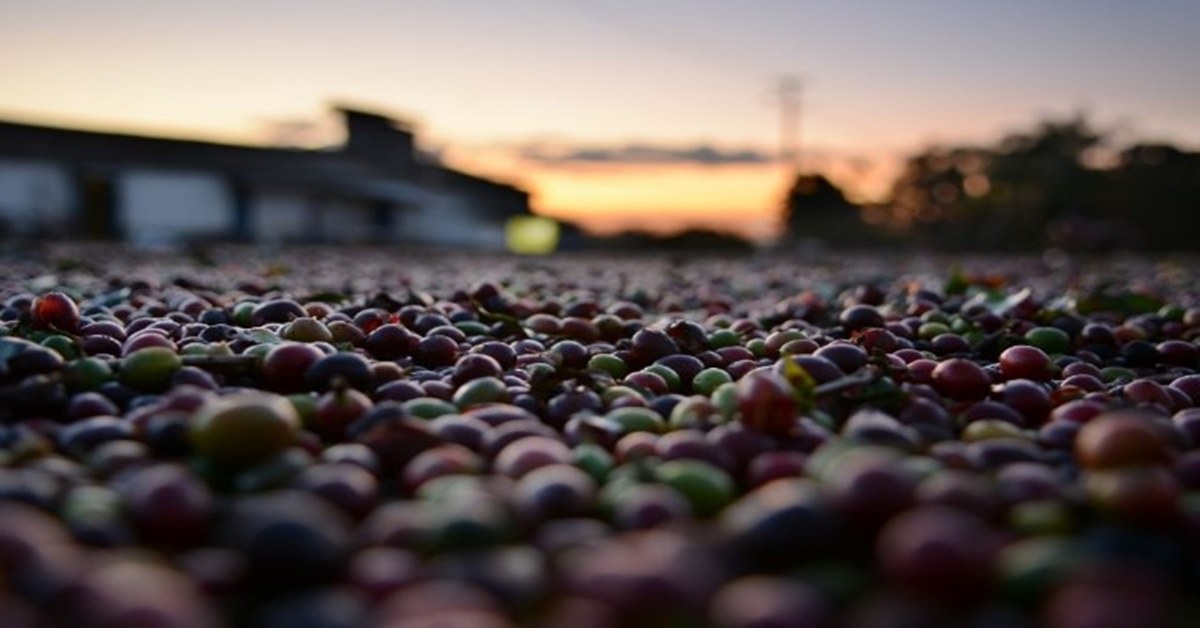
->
left=0, top=107, right=530, bottom=248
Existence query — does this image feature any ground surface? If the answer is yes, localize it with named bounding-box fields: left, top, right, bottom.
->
left=1, top=243, right=1199, bottom=627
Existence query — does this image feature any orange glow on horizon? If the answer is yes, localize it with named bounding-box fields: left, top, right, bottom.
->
left=441, top=153, right=795, bottom=240
left=534, top=163, right=784, bottom=222
left=443, top=144, right=904, bottom=241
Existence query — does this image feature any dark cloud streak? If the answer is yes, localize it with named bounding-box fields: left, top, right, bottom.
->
left=518, top=142, right=777, bottom=167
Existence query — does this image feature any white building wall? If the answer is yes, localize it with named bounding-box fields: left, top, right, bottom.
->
left=118, top=170, right=232, bottom=246
left=397, top=191, right=505, bottom=248
left=317, top=198, right=375, bottom=243
left=250, top=190, right=311, bottom=243
left=250, top=192, right=375, bottom=243
left=0, top=159, right=73, bottom=234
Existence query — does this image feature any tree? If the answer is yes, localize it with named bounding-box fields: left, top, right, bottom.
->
left=881, top=146, right=992, bottom=248
left=1096, top=143, right=1200, bottom=250
left=983, top=115, right=1107, bottom=245
left=783, top=173, right=872, bottom=244
left=798, top=113, right=1198, bottom=252
left=881, top=114, right=1113, bottom=250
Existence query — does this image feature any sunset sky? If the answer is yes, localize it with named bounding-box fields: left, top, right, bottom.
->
left=3, top=0, right=1198, bottom=239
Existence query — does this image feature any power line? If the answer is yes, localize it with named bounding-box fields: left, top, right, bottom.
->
left=534, top=0, right=828, bottom=182
left=776, top=75, right=802, bottom=174
left=532, top=1, right=869, bottom=166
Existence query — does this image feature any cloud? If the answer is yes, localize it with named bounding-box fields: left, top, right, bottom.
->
left=517, top=142, right=777, bottom=167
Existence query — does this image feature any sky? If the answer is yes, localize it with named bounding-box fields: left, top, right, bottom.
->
left=3, top=0, right=1199, bottom=240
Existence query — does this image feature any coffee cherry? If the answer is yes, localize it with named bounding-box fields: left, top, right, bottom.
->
left=189, top=391, right=301, bottom=470
left=735, top=371, right=797, bottom=437
left=1075, top=411, right=1173, bottom=470
left=32, top=291, right=81, bottom=334
left=931, top=358, right=992, bottom=401
left=998, top=345, right=1052, bottom=381
left=118, top=347, right=182, bottom=392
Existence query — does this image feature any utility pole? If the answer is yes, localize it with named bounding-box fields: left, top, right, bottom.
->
left=776, top=75, right=801, bottom=176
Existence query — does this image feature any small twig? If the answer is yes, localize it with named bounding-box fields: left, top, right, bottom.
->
left=813, top=368, right=882, bottom=397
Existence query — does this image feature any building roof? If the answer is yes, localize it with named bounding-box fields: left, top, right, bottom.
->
left=0, top=110, right=528, bottom=211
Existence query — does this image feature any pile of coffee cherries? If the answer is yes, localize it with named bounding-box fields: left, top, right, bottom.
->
left=1, top=245, right=1199, bottom=627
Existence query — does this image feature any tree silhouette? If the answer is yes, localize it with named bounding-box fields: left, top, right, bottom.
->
left=876, top=114, right=1200, bottom=251
left=882, top=147, right=991, bottom=248
left=783, top=173, right=874, bottom=244
left=782, top=114, right=1198, bottom=252
left=1097, top=143, right=1200, bottom=250
left=983, top=115, right=1108, bottom=246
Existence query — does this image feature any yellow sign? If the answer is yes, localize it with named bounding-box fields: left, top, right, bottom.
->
left=505, top=216, right=560, bottom=255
